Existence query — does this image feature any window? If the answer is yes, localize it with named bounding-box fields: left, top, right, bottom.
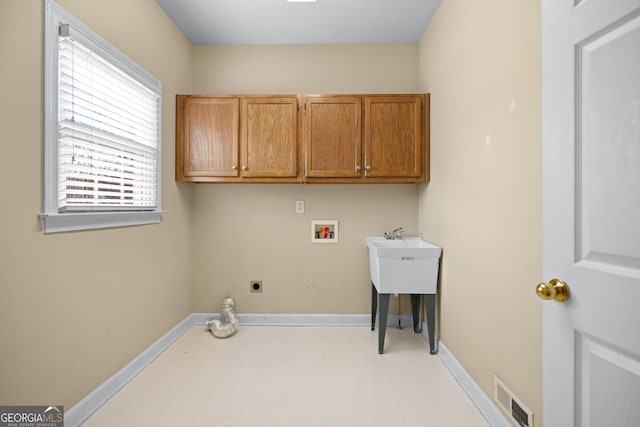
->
left=40, top=0, right=163, bottom=233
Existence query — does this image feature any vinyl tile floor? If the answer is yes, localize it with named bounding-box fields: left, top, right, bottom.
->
left=83, top=326, right=490, bottom=427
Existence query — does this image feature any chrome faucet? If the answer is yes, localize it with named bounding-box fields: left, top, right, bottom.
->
left=384, top=227, right=404, bottom=240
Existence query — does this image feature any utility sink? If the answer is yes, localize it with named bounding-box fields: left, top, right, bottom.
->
left=367, top=236, right=442, bottom=354
left=367, top=237, right=442, bottom=294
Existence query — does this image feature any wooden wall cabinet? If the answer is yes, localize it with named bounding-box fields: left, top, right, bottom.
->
left=302, top=94, right=427, bottom=183
left=176, top=95, right=298, bottom=182
left=176, top=93, right=429, bottom=184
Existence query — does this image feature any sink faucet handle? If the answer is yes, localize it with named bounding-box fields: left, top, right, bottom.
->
left=384, top=227, right=404, bottom=239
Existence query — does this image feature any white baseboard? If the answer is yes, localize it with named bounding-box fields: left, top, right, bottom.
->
left=438, top=341, right=512, bottom=427
left=193, top=312, right=419, bottom=327
left=67, top=314, right=508, bottom=427
left=65, top=314, right=197, bottom=427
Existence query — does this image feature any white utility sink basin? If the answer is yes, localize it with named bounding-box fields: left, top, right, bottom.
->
left=367, top=237, right=442, bottom=294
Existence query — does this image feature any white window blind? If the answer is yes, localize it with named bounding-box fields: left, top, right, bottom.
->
left=57, top=25, right=159, bottom=212
left=41, top=0, right=163, bottom=233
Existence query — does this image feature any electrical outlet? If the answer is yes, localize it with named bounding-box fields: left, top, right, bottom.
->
left=250, top=280, right=263, bottom=293
left=295, top=200, right=305, bottom=213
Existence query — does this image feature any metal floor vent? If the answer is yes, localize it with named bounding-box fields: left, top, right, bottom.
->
left=494, top=375, right=534, bottom=427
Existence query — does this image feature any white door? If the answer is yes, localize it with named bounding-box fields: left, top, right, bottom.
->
left=542, top=0, right=640, bottom=426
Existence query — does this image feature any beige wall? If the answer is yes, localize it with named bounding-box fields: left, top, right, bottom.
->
left=193, top=43, right=419, bottom=95
left=192, top=184, right=418, bottom=313
left=0, top=0, right=193, bottom=408
left=417, top=0, right=542, bottom=421
left=190, top=44, right=421, bottom=313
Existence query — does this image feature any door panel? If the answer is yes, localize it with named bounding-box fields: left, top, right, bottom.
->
left=576, top=11, right=640, bottom=275
left=577, top=333, right=640, bottom=427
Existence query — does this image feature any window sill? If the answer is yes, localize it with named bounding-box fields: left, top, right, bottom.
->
left=38, top=211, right=164, bottom=234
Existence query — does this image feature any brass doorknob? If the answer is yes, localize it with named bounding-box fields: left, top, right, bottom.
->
left=536, top=279, right=570, bottom=302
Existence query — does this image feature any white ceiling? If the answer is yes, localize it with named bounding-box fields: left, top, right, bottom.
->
left=155, top=0, right=442, bottom=45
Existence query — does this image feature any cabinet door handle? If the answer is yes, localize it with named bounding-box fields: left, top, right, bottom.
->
left=356, top=165, right=361, bottom=171
left=232, top=165, right=238, bottom=170
left=365, top=165, right=371, bottom=171
left=241, top=166, right=247, bottom=171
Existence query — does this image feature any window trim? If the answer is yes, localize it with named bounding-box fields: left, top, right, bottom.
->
left=40, top=0, right=163, bottom=234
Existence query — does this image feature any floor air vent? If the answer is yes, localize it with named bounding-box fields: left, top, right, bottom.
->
left=494, top=375, right=534, bottom=427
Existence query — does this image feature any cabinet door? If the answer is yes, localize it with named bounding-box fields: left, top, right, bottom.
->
left=240, top=97, right=298, bottom=178
left=364, top=96, right=422, bottom=178
left=180, top=96, right=239, bottom=177
left=303, top=96, right=362, bottom=177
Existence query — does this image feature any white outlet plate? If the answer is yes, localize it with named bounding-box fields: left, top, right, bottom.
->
left=295, top=200, right=305, bottom=213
